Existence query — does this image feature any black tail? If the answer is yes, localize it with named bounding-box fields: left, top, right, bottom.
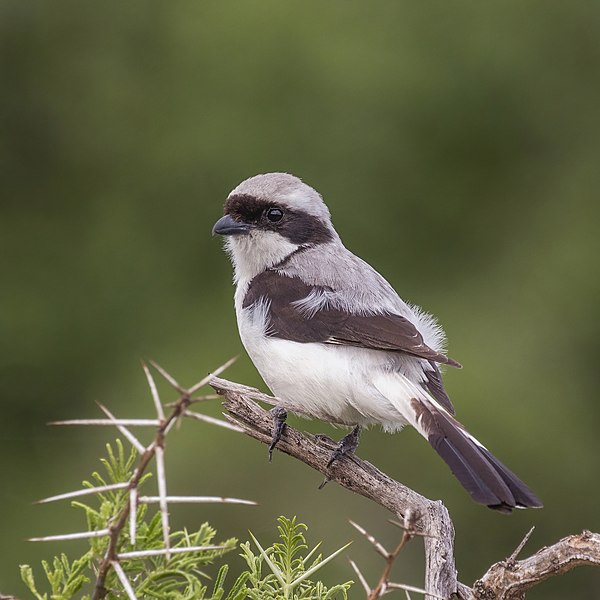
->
left=414, top=400, right=543, bottom=512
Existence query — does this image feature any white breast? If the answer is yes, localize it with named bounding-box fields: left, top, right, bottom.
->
left=234, top=285, right=416, bottom=431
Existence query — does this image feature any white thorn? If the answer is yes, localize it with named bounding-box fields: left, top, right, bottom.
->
left=111, top=560, right=138, bottom=600
left=349, top=520, right=389, bottom=558
left=189, top=394, right=221, bottom=403
left=96, top=404, right=147, bottom=454
left=348, top=559, right=371, bottom=594
left=129, top=487, right=138, bottom=545
left=29, top=528, right=110, bottom=542
left=50, top=418, right=160, bottom=427
left=164, top=416, right=178, bottom=435
left=387, top=583, right=444, bottom=599
left=36, top=482, right=129, bottom=504
left=142, top=361, right=164, bottom=421
left=117, top=545, right=226, bottom=559
left=148, top=361, right=185, bottom=392
left=138, top=495, right=256, bottom=505
left=155, top=445, right=170, bottom=559
left=188, top=356, right=238, bottom=395
left=184, top=410, right=244, bottom=432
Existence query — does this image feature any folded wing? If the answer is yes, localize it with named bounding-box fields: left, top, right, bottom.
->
left=243, top=271, right=461, bottom=368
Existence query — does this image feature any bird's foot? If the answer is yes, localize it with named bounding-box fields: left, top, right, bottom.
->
left=268, top=406, right=287, bottom=462
left=318, top=426, right=361, bottom=490
left=326, top=425, right=361, bottom=468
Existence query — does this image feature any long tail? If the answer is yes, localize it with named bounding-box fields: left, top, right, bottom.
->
left=411, top=398, right=543, bottom=512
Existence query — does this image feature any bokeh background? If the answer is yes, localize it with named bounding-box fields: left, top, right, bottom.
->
left=1, top=1, right=599, bottom=597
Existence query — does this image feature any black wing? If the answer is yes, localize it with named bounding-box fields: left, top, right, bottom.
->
left=243, top=271, right=461, bottom=369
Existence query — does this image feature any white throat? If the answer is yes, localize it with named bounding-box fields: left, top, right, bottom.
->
left=225, top=232, right=299, bottom=284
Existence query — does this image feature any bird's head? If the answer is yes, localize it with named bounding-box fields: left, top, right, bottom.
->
left=213, top=173, right=337, bottom=282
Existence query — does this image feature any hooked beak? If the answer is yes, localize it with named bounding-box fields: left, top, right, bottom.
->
left=212, top=214, right=255, bottom=236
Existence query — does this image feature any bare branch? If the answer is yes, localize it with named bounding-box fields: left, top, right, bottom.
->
left=35, top=362, right=599, bottom=600
left=212, top=377, right=278, bottom=406
left=353, top=512, right=419, bottom=599
left=213, top=377, right=600, bottom=599
left=471, top=530, right=600, bottom=600
left=211, top=376, right=457, bottom=600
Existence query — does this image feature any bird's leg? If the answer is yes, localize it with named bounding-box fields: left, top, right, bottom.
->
left=326, top=425, right=361, bottom=468
left=268, top=406, right=287, bottom=462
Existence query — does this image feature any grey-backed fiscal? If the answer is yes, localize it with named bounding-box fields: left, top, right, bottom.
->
left=213, top=172, right=542, bottom=512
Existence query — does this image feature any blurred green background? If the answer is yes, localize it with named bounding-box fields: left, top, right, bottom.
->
left=1, top=1, right=599, bottom=597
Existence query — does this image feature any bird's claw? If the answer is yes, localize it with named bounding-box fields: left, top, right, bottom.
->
left=326, top=425, right=361, bottom=468
left=317, top=426, right=361, bottom=490
left=268, top=406, right=287, bottom=462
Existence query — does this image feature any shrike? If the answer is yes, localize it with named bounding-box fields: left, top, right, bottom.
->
left=213, top=172, right=542, bottom=512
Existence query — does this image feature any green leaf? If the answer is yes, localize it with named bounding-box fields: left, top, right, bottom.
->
left=20, top=565, right=47, bottom=600
left=241, top=518, right=353, bottom=600
left=224, top=571, right=250, bottom=600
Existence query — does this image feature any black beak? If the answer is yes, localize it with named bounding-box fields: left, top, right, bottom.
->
left=212, top=214, right=254, bottom=236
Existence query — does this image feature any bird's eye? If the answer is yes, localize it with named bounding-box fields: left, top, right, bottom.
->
left=266, top=207, right=284, bottom=223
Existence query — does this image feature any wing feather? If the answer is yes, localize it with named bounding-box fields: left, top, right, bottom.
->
left=243, top=271, right=461, bottom=368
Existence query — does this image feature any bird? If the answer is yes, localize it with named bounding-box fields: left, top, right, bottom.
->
left=212, top=172, right=542, bottom=512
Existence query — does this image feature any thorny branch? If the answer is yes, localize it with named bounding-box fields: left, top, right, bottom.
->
left=33, top=358, right=252, bottom=600
left=28, top=362, right=600, bottom=600
left=211, top=376, right=600, bottom=600
left=88, top=358, right=237, bottom=599
left=349, top=511, right=441, bottom=599
left=469, top=530, right=600, bottom=600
